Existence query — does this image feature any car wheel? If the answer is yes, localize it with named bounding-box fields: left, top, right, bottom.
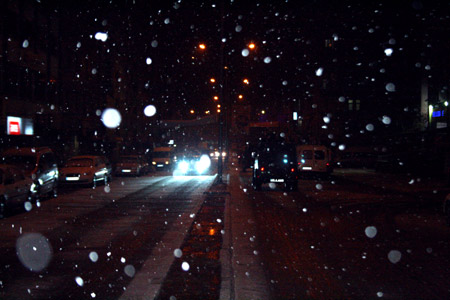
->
left=0, top=196, right=6, bottom=219
left=49, top=181, right=58, bottom=198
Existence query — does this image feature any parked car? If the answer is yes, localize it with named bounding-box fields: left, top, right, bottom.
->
left=0, top=164, right=36, bottom=218
left=1, top=147, right=58, bottom=199
left=252, top=144, right=298, bottom=191
left=59, top=155, right=109, bottom=187
left=115, top=155, right=149, bottom=176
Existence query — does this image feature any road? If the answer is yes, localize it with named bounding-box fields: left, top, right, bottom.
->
left=230, top=166, right=450, bottom=299
left=0, top=164, right=449, bottom=299
left=0, top=172, right=216, bottom=299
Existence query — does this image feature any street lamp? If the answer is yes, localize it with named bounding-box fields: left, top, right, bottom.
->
left=210, top=78, right=216, bottom=83
left=248, top=42, right=256, bottom=50
left=243, top=78, right=249, bottom=85
left=238, top=94, right=243, bottom=100
left=198, top=43, right=206, bottom=50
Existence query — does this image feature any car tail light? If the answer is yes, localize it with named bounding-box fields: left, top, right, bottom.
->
left=291, top=168, right=295, bottom=172
left=260, top=167, right=265, bottom=171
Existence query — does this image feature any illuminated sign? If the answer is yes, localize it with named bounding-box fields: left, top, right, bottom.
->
left=432, top=110, right=444, bottom=118
left=7, top=116, right=34, bottom=135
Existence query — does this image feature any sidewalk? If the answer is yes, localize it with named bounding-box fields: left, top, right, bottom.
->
left=333, top=168, right=450, bottom=200
left=216, top=168, right=272, bottom=300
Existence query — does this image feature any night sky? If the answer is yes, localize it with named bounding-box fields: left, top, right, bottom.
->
left=45, top=0, right=450, bottom=124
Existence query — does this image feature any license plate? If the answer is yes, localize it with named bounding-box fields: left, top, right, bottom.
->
left=270, top=179, right=284, bottom=182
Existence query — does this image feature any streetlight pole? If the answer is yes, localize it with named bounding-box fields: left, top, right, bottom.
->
left=216, top=1, right=225, bottom=185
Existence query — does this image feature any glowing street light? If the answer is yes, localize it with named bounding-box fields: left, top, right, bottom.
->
left=243, top=78, right=249, bottom=85
left=238, top=94, right=243, bottom=100
left=198, top=43, right=206, bottom=50
left=261, top=110, right=266, bottom=114
left=210, top=78, right=216, bottom=83
left=190, top=109, right=195, bottom=114
left=213, top=95, right=219, bottom=101
left=248, top=42, right=256, bottom=50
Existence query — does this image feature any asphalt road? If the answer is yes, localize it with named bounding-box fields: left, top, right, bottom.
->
left=0, top=172, right=215, bottom=299
left=233, top=167, right=450, bottom=299
left=1, top=165, right=449, bottom=299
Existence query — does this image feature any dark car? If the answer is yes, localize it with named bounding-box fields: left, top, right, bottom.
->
left=252, top=144, right=298, bottom=191
left=1, top=147, right=59, bottom=199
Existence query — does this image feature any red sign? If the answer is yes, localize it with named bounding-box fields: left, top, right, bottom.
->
left=9, top=121, right=21, bottom=135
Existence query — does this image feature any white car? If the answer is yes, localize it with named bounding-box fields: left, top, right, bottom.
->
left=59, top=156, right=109, bottom=187
left=0, top=164, right=35, bottom=218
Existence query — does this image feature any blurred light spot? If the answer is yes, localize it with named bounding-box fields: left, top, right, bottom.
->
left=124, top=265, right=136, bottom=277
left=338, top=96, right=346, bottom=103
left=264, top=57, right=272, bottom=64
left=146, top=57, right=152, bottom=65
left=315, top=184, right=323, bottom=190
left=365, top=226, right=377, bottom=238
left=382, top=115, right=391, bottom=125
left=323, top=116, right=330, bottom=124
left=101, top=108, right=121, bottom=128
left=75, top=276, right=84, bottom=287
left=384, top=48, right=393, bottom=56
left=16, top=233, right=53, bottom=272
left=388, top=250, right=401, bottom=264
left=235, top=25, right=242, bottom=32
left=338, top=144, right=346, bottom=151
left=315, top=68, right=324, bottom=76
left=89, top=251, right=99, bottom=262
left=366, top=124, right=374, bottom=131
left=22, top=40, right=29, bottom=48
left=174, top=249, right=182, bottom=258
left=181, top=261, right=190, bottom=271
left=94, top=32, right=108, bottom=42
left=385, top=83, right=396, bottom=92
left=24, top=201, right=33, bottom=212
left=144, top=105, right=157, bottom=117
left=241, top=49, right=249, bottom=57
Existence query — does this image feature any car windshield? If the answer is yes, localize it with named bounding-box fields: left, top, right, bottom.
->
left=153, top=152, right=171, bottom=158
left=1, top=1, right=450, bottom=300
left=65, top=158, right=93, bottom=168
left=2, top=155, right=37, bottom=171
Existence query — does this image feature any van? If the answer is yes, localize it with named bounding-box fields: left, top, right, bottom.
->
left=296, top=145, right=333, bottom=176
left=152, top=147, right=174, bottom=170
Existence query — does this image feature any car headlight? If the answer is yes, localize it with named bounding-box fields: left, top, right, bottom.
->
left=152, top=161, right=156, bottom=165
left=195, top=155, right=211, bottom=174
left=177, top=161, right=189, bottom=173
